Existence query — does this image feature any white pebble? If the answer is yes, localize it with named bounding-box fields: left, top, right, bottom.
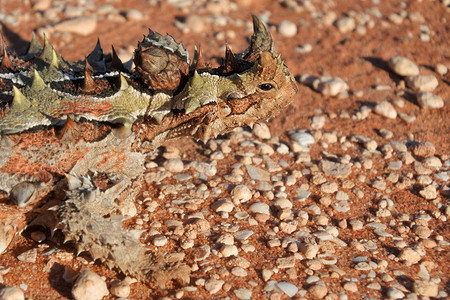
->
left=204, top=278, right=224, bottom=294
left=220, top=244, right=238, bottom=257
left=163, top=158, right=184, bottom=172
left=316, top=77, right=349, bottom=97
left=335, top=17, right=355, bottom=33
left=211, top=199, right=234, bottom=213
left=406, top=74, right=439, bottom=92
left=388, top=56, right=419, bottom=76
left=278, top=20, right=297, bottom=38
left=435, top=63, right=448, bottom=75
left=296, top=44, right=313, bottom=54
left=417, top=92, right=444, bottom=109
left=125, top=9, right=144, bottom=21
left=72, top=270, right=109, bottom=300
left=153, top=235, right=168, bottom=246
left=0, top=286, right=24, bottom=300
left=231, top=185, right=252, bottom=202
left=110, top=279, right=131, bottom=298
left=374, top=101, right=397, bottom=119
left=52, top=16, right=97, bottom=36
left=249, top=202, right=270, bottom=215
left=252, top=122, right=271, bottom=139
left=277, top=281, right=298, bottom=297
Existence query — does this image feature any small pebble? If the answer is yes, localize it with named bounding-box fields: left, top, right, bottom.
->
left=417, top=92, right=444, bottom=109
left=0, top=286, right=24, bottom=300
left=419, top=185, right=437, bottom=200
left=163, top=158, right=184, bottom=172
left=335, top=16, right=355, bottom=33
left=252, top=122, right=271, bottom=139
left=277, top=281, right=298, bottom=297
left=398, top=248, right=422, bottom=265
left=220, top=244, right=238, bottom=257
left=412, top=142, right=435, bottom=158
left=389, top=56, right=419, bottom=76
left=387, top=287, right=405, bottom=299
left=72, top=270, right=109, bottom=300
left=308, top=283, right=328, bottom=299
left=296, top=44, right=313, bottom=54
left=231, top=185, right=252, bottom=202
left=110, top=278, right=131, bottom=298
left=316, top=77, right=349, bottom=97
left=278, top=20, right=297, bottom=37
left=125, top=9, right=144, bottom=21
left=414, top=279, right=439, bottom=297
left=435, top=63, right=448, bottom=75
left=343, top=281, right=358, bottom=292
left=205, top=278, right=224, bottom=294
left=52, top=16, right=97, bottom=36
left=299, top=243, right=319, bottom=259
left=406, top=74, right=439, bottom=92
left=234, top=287, right=252, bottom=300
left=249, top=202, right=270, bottom=215
left=374, top=101, right=397, bottom=119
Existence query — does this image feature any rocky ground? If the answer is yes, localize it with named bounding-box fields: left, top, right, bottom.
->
left=0, top=0, right=449, bottom=299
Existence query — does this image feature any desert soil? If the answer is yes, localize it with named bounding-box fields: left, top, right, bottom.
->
left=0, top=0, right=448, bottom=299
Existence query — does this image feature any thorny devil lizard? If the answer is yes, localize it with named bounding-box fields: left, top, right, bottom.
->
left=0, top=16, right=297, bottom=287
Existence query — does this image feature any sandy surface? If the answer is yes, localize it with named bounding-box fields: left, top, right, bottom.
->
left=0, top=0, right=448, bottom=299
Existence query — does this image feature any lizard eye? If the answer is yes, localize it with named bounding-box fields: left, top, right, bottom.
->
left=258, top=83, right=274, bottom=91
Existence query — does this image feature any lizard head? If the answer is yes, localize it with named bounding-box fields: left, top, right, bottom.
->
left=179, top=15, right=298, bottom=142
left=135, top=15, right=297, bottom=145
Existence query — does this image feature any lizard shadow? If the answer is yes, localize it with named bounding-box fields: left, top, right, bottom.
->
left=0, top=23, right=29, bottom=54
left=48, top=262, right=73, bottom=298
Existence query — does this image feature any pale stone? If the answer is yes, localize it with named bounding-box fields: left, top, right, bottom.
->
left=308, top=284, right=328, bottom=299
left=72, top=270, right=109, bottom=300
left=398, top=248, right=421, bottom=265
left=316, top=77, right=349, bottom=96
left=204, top=278, right=224, bottom=294
left=220, top=244, right=238, bottom=257
left=374, top=101, right=397, bottom=119
left=406, top=75, right=439, bottom=92
left=231, top=185, right=252, bottom=202
left=414, top=279, right=439, bottom=297
left=299, top=243, right=319, bottom=259
left=278, top=20, right=298, bottom=38
left=110, top=279, right=131, bottom=298
left=417, top=92, right=444, bottom=109
left=249, top=202, right=270, bottom=215
left=163, top=158, right=184, bottom=172
left=389, top=56, right=419, bottom=76
left=0, top=287, right=25, bottom=300
left=252, top=122, right=271, bottom=139
left=53, top=16, right=97, bottom=36
left=335, top=17, right=356, bottom=33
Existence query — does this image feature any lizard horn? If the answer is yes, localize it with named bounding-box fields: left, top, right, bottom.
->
left=83, top=59, right=96, bottom=93
left=244, top=15, right=275, bottom=61
left=1, top=45, right=12, bottom=70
